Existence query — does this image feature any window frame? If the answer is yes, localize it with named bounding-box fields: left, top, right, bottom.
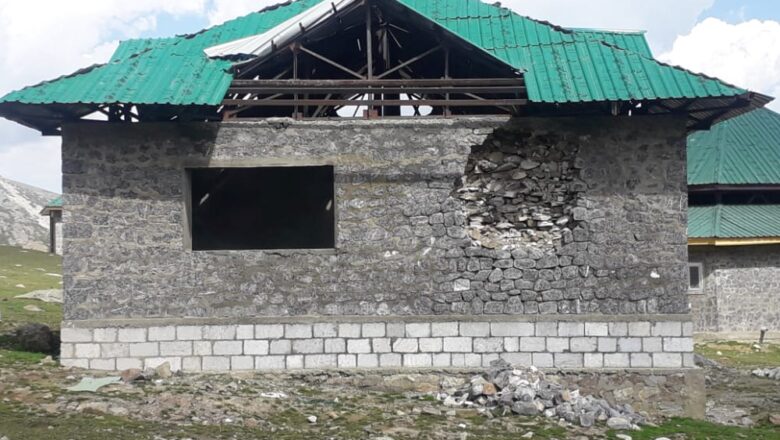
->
left=182, top=161, right=338, bottom=253
left=688, top=262, right=704, bottom=293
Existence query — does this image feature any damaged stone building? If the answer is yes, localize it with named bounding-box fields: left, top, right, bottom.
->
left=0, top=0, right=771, bottom=390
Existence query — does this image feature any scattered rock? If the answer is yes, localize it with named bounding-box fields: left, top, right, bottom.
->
left=770, top=414, right=780, bottom=426
left=307, top=415, right=318, bottom=424
left=615, top=435, right=632, bottom=440
left=23, top=304, right=43, bottom=312
left=154, top=362, right=173, bottom=379
left=120, top=368, right=144, bottom=383
left=606, top=417, right=633, bottom=430
left=14, top=323, right=56, bottom=353
left=693, top=353, right=720, bottom=368
left=752, top=367, right=780, bottom=381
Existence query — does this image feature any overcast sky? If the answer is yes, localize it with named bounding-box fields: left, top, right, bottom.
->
left=0, top=0, right=778, bottom=193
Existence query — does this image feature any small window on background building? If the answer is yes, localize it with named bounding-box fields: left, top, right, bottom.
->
left=188, top=166, right=335, bottom=251
left=688, top=263, right=703, bottom=292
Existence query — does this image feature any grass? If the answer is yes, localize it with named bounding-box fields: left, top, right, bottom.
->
left=696, top=341, right=780, bottom=368
left=0, top=245, right=62, bottom=331
left=611, top=417, right=780, bottom=440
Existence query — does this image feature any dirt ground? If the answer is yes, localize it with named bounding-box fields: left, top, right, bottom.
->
left=0, top=349, right=779, bottom=440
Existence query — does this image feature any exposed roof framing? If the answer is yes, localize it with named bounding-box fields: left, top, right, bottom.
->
left=0, top=0, right=772, bottom=132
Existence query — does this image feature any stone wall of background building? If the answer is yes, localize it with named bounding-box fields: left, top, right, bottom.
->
left=60, top=116, right=688, bottom=321
left=61, top=115, right=689, bottom=321
left=689, top=245, right=780, bottom=332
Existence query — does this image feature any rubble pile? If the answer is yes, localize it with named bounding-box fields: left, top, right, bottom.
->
left=438, top=360, right=644, bottom=429
left=752, top=367, right=780, bottom=381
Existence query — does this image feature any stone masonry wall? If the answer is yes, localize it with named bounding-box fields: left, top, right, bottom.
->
left=689, top=245, right=780, bottom=332
left=61, top=115, right=689, bottom=321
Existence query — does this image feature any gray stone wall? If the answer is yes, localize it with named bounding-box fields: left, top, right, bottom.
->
left=689, top=245, right=780, bottom=332
left=61, top=115, right=688, bottom=321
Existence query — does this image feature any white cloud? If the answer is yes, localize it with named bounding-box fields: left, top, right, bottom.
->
left=660, top=18, right=780, bottom=110
left=207, top=0, right=281, bottom=26
left=496, top=0, right=714, bottom=53
left=0, top=132, right=61, bottom=193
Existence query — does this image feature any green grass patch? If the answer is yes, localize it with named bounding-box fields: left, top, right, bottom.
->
left=613, top=417, right=780, bottom=440
left=696, top=341, right=780, bottom=368
left=0, top=348, right=47, bottom=366
left=0, top=245, right=62, bottom=330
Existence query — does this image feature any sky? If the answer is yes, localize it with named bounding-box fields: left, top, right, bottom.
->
left=0, top=0, right=778, bottom=193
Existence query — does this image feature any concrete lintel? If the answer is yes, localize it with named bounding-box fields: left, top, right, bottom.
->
left=62, top=314, right=693, bottom=329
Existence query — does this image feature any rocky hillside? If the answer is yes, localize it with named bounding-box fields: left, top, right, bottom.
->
left=0, top=175, right=57, bottom=252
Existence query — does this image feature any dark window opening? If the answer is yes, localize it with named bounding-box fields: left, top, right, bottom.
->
left=189, top=166, right=335, bottom=250
left=688, top=263, right=703, bottom=291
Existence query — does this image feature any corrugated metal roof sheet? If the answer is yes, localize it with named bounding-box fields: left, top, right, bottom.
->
left=569, top=29, right=653, bottom=58
left=0, top=0, right=755, bottom=107
left=688, top=108, right=780, bottom=186
left=689, top=204, right=780, bottom=238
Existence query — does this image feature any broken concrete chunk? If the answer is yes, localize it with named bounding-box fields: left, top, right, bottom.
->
left=66, top=376, right=122, bottom=392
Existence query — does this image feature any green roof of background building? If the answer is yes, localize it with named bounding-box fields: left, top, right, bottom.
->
left=688, top=108, right=780, bottom=186
left=689, top=204, right=780, bottom=239
left=0, top=0, right=752, bottom=107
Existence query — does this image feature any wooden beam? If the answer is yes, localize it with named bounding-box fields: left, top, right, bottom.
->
left=298, top=45, right=365, bottom=79
left=376, top=45, right=441, bottom=79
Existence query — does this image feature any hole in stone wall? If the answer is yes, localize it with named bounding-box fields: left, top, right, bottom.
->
left=188, top=166, right=335, bottom=250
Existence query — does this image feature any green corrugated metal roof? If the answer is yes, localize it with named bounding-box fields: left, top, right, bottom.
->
left=0, top=0, right=752, bottom=107
left=688, top=108, right=780, bottom=186
left=689, top=204, right=780, bottom=238
left=569, top=29, right=653, bottom=58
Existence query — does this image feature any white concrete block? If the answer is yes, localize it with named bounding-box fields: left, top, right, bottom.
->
left=324, top=338, right=346, bottom=353
left=286, top=355, right=304, bottom=369
left=213, top=341, right=242, bottom=355
left=231, top=356, right=254, bottom=370
left=630, top=353, right=652, bottom=368
left=663, top=337, right=693, bottom=352
left=255, top=324, right=284, bottom=339
left=118, top=328, right=146, bottom=343
left=419, top=338, right=443, bottom=352
left=463, top=354, right=482, bottom=367
left=59, top=343, right=75, bottom=359
left=386, top=323, right=405, bottom=337
left=347, top=339, right=371, bottom=354
left=403, top=353, right=432, bottom=367
left=682, top=322, right=694, bottom=337
left=653, top=352, right=682, bottom=368
left=236, top=325, right=254, bottom=340
left=362, top=323, right=385, bottom=338
left=255, top=356, right=285, bottom=370
left=285, top=324, right=312, bottom=339
left=61, top=328, right=93, bottom=343
left=584, top=322, right=609, bottom=337
left=432, top=353, right=452, bottom=367
left=160, top=341, right=192, bottom=356
left=182, top=357, right=201, bottom=372
left=338, top=323, right=361, bottom=338
left=244, top=340, right=269, bottom=355
left=520, top=337, right=545, bottom=352
left=628, top=322, right=651, bottom=337
left=603, top=353, right=630, bottom=368
left=392, top=338, right=419, bottom=353
left=558, top=322, right=584, bottom=337
left=177, top=326, right=203, bottom=341
left=584, top=353, right=603, bottom=368
left=90, top=359, right=116, bottom=371
left=617, top=338, right=642, bottom=353
left=379, top=353, right=402, bottom=367
left=292, top=339, right=323, bottom=354
left=357, top=354, right=379, bottom=368
left=597, top=337, right=617, bottom=352
left=500, top=353, right=531, bottom=366
left=202, top=356, right=230, bottom=371
left=270, top=339, right=292, bottom=354
left=504, top=337, right=520, bottom=352
left=148, top=326, right=175, bottom=341
left=116, top=357, right=143, bottom=370
left=443, top=337, right=471, bottom=352
left=431, top=322, right=459, bottom=337
left=535, top=322, right=558, bottom=336
left=193, top=341, right=212, bottom=356
left=204, top=325, right=236, bottom=340
left=642, top=337, right=662, bottom=352
left=570, top=337, right=597, bottom=353
left=473, top=338, right=503, bottom=353
left=481, top=353, right=500, bottom=367
left=652, top=322, right=681, bottom=337
left=101, top=343, right=129, bottom=358
left=61, top=358, right=89, bottom=369
left=406, top=323, right=431, bottom=337
left=93, top=328, right=117, bottom=343
left=372, top=338, right=392, bottom=353
left=144, top=357, right=181, bottom=372
left=128, top=342, right=158, bottom=357
left=546, top=337, right=569, bottom=353
left=460, top=322, right=490, bottom=337
left=491, top=322, right=534, bottom=337
left=554, top=353, right=583, bottom=368
left=304, top=354, right=337, bottom=369
left=313, top=323, right=338, bottom=338
left=338, top=354, right=356, bottom=368
left=608, top=322, right=628, bottom=337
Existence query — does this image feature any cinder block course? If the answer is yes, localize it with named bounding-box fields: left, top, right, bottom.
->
left=203, top=356, right=230, bottom=371
left=194, top=341, right=212, bottom=356
left=313, top=323, right=338, bottom=338
left=324, top=338, right=346, bottom=353
left=386, top=323, right=405, bottom=338
left=338, top=323, right=361, bottom=338
left=630, top=353, right=653, bottom=368
left=554, top=353, right=583, bottom=368
left=406, top=323, right=431, bottom=338
left=628, top=322, right=651, bottom=337
left=118, top=328, right=146, bottom=343
left=532, top=353, right=554, bottom=368
left=546, top=337, right=569, bottom=353
left=379, top=353, right=402, bottom=367
left=473, top=338, right=503, bottom=353
left=501, top=353, right=531, bottom=365
left=101, top=343, right=129, bottom=358
left=357, top=354, right=379, bottom=368
left=338, top=354, right=357, bottom=368
left=682, top=322, right=694, bottom=337
left=404, top=353, right=432, bottom=367
left=520, top=337, right=545, bottom=352
left=182, top=357, right=201, bottom=371
left=643, top=337, right=662, bottom=352
left=270, top=340, right=292, bottom=354
left=204, top=325, right=236, bottom=340
left=231, top=356, right=254, bottom=370
left=148, top=326, right=176, bottom=341
left=663, top=337, right=693, bottom=352
left=419, top=337, right=443, bottom=352
left=144, top=357, right=182, bottom=371
left=608, top=322, right=628, bottom=337
left=372, top=338, right=392, bottom=353
left=584, top=353, right=603, bottom=368
left=60, top=343, right=74, bottom=358
left=90, top=359, right=115, bottom=371
left=570, top=337, right=597, bottom=353
left=286, top=355, right=304, bottom=369
left=597, top=337, right=617, bottom=352
left=304, top=354, right=337, bottom=369
left=617, top=338, right=642, bottom=353
left=604, top=353, right=630, bottom=368
left=503, top=337, right=520, bottom=352
left=236, top=325, right=255, bottom=339
left=535, top=322, right=557, bottom=336
left=653, top=352, right=682, bottom=368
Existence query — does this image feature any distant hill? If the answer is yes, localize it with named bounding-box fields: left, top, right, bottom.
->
left=0, top=176, right=57, bottom=252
